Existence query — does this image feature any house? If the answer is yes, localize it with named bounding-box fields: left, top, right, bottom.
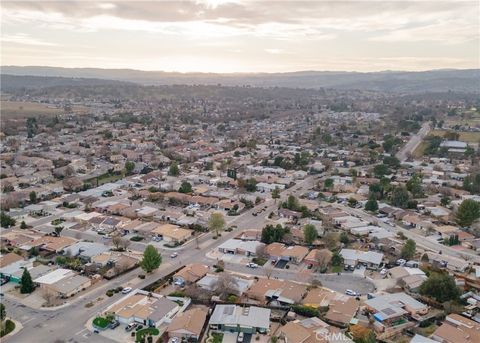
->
left=217, top=239, right=265, bottom=257
left=152, top=224, right=193, bottom=243
left=197, top=274, right=254, bottom=295
left=63, top=242, right=109, bottom=262
left=0, top=253, right=34, bottom=283
left=431, top=313, right=480, bottom=343
left=265, top=243, right=309, bottom=264
left=365, top=293, right=428, bottom=332
left=278, top=317, right=352, bottom=343
left=24, top=236, right=76, bottom=253
left=278, top=208, right=302, bottom=221
left=34, top=268, right=91, bottom=298
left=324, top=297, right=359, bottom=327
left=339, top=249, right=383, bottom=269
left=208, top=305, right=270, bottom=334
left=107, top=290, right=179, bottom=327
left=302, top=287, right=338, bottom=308
left=173, top=264, right=209, bottom=286
left=166, top=308, right=208, bottom=342
left=246, top=278, right=307, bottom=305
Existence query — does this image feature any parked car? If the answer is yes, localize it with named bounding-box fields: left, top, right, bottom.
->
left=109, top=320, right=120, bottom=329
left=122, top=287, right=132, bottom=294
left=237, top=332, right=244, bottom=342
left=246, top=262, right=258, bottom=268
left=380, top=268, right=388, bottom=275
left=125, top=323, right=137, bottom=332
left=170, top=252, right=178, bottom=258
left=345, top=289, right=359, bottom=296
left=396, top=259, right=406, bottom=266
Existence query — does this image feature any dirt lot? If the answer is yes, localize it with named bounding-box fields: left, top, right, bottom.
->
left=1, top=100, right=88, bottom=119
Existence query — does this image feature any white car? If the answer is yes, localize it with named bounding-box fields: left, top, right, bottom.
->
left=380, top=268, right=388, bottom=275
left=246, top=262, right=258, bottom=268
left=170, top=252, right=178, bottom=258
left=345, top=289, right=359, bottom=297
left=122, top=287, right=132, bottom=294
left=396, top=259, right=406, bottom=266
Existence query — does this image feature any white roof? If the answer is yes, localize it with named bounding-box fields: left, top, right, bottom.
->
left=34, top=268, right=74, bottom=285
left=340, top=249, right=383, bottom=265
left=218, top=239, right=265, bottom=254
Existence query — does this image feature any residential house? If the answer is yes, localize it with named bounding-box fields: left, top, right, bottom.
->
left=152, top=224, right=193, bottom=243
left=324, top=297, right=359, bottom=328
left=173, top=264, right=209, bottom=286
left=246, top=278, right=307, bottom=305
left=0, top=253, right=34, bottom=283
left=34, top=268, right=91, bottom=298
left=107, top=290, right=179, bottom=327
left=365, top=293, right=428, bottom=333
left=197, top=274, right=254, bottom=295
left=208, top=305, right=270, bottom=334
left=340, top=249, right=383, bottom=269
left=166, top=308, right=208, bottom=342
left=217, top=239, right=265, bottom=257
left=431, top=313, right=480, bottom=343
left=279, top=317, right=352, bottom=343
left=266, top=243, right=309, bottom=264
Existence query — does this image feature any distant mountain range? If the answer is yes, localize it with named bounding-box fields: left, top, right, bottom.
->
left=1, top=66, right=479, bottom=93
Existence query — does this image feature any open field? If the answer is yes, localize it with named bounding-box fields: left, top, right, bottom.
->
left=1, top=101, right=88, bottom=120
left=430, top=129, right=480, bottom=143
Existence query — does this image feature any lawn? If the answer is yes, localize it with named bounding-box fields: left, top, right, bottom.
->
left=210, top=332, right=224, bottom=343
left=0, top=319, right=15, bottom=337
left=331, top=265, right=342, bottom=273
left=430, top=129, right=480, bottom=143
left=252, top=257, right=268, bottom=266
left=135, top=327, right=159, bottom=342
left=93, top=317, right=111, bottom=329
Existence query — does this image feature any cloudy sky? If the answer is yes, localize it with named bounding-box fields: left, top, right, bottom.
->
left=1, top=0, right=479, bottom=73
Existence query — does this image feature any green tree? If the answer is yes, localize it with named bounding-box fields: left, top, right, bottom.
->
left=419, top=273, right=460, bottom=303
left=20, top=269, right=35, bottom=294
left=0, top=212, right=16, bottom=228
left=168, top=161, right=180, bottom=176
left=331, top=252, right=343, bottom=267
left=406, top=173, right=424, bottom=198
left=401, top=239, right=416, bottom=259
left=208, top=212, right=226, bottom=237
left=29, top=191, right=37, bottom=204
left=261, top=224, right=289, bottom=244
left=285, top=195, right=299, bottom=211
left=178, top=181, right=192, bottom=194
left=245, top=178, right=257, bottom=192
left=441, top=196, right=451, bottom=207
left=348, top=197, right=358, bottom=208
left=364, top=195, right=379, bottom=212
left=0, top=302, right=5, bottom=322
left=369, top=183, right=384, bottom=200
left=54, top=226, right=64, bottom=236
left=303, top=224, right=317, bottom=245
left=140, top=245, right=162, bottom=273
left=340, top=232, right=349, bottom=244
left=272, top=187, right=280, bottom=202
left=456, top=199, right=480, bottom=227
left=20, top=221, right=27, bottom=229
left=373, top=164, right=390, bottom=178
left=125, top=160, right=135, bottom=175
left=391, top=186, right=410, bottom=208
left=26, top=117, right=38, bottom=138
left=463, top=172, right=480, bottom=195
left=324, top=178, right=334, bottom=190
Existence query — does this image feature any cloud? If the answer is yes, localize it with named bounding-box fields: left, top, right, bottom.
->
left=1, top=33, right=58, bottom=46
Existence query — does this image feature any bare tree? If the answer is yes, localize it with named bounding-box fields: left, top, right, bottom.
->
left=255, top=245, right=267, bottom=259
left=264, top=266, right=274, bottom=280
left=214, top=273, right=238, bottom=299
left=113, top=259, right=129, bottom=275
left=42, top=289, right=58, bottom=307
left=315, top=249, right=332, bottom=271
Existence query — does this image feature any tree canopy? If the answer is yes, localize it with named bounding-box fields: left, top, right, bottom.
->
left=178, top=181, right=192, bottom=194
left=208, top=212, right=226, bottom=236
left=303, top=224, right=317, bottom=245
left=261, top=224, right=289, bottom=244
left=20, top=269, right=35, bottom=294
left=401, top=239, right=416, bottom=259
left=140, top=245, right=162, bottom=273
left=168, top=161, right=180, bottom=176
left=419, top=273, right=460, bottom=303
left=456, top=199, right=480, bottom=227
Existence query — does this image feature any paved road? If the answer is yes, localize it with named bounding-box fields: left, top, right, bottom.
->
left=396, top=122, right=430, bottom=162
left=2, top=175, right=331, bottom=342
left=332, top=203, right=480, bottom=264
